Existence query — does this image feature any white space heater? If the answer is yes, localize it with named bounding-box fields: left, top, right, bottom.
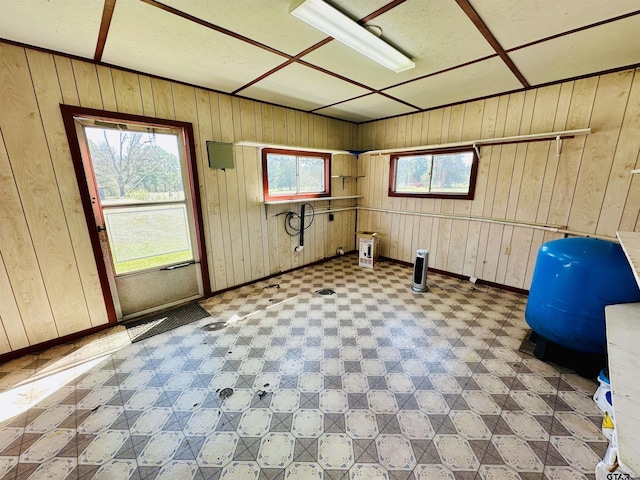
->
left=412, top=249, right=429, bottom=292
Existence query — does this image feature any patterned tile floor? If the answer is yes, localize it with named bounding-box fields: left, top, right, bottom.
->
left=0, top=256, right=607, bottom=480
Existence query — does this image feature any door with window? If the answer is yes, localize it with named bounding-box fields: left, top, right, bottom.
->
left=62, top=107, right=209, bottom=321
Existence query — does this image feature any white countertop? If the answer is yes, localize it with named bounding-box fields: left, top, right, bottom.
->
left=605, top=232, right=640, bottom=475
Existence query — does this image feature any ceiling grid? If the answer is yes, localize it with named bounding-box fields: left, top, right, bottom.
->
left=0, top=0, right=638, bottom=122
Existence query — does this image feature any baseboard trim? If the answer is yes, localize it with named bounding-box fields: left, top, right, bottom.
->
left=379, top=256, right=529, bottom=296
left=475, top=278, right=528, bottom=296
left=0, top=323, right=115, bottom=364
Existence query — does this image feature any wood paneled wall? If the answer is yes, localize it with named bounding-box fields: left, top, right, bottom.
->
left=2, top=40, right=638, bottom=355
left=0, top=42, right=357, bottom=354
left=357, top=69, right=640, bottom=290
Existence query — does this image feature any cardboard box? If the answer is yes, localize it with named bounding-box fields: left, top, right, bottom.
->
left=357, top=231, right=380, bottom=268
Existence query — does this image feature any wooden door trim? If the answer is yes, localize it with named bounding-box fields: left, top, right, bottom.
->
left=60, top=105, right=212, bottom=324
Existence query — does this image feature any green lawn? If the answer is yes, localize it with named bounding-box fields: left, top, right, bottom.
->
left=104, top=206, right=193, bottom=275
left=397, top=185, right=469, bottom=194
left=114, top=249, right=192, bottom=275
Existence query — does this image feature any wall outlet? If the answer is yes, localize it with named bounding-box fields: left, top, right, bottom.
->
left=329, top=213, right=334, bottom=221
left=503, top=245, right=511, bottom=255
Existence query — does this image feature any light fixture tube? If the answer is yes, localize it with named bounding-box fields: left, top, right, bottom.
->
left=290, top=0, right=415, bottom=73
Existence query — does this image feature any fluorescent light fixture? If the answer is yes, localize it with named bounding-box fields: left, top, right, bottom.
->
left=290, top=0, right=415, bottom=73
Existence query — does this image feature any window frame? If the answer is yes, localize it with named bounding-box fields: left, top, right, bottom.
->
left=262, top=148, right=331, bottom=202
left=60, top=104, right=212, bottom=323
left=388, top=147, right=479, bottom=200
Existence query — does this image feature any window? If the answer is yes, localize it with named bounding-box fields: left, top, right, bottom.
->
left=262, top=148, right=331, bottom=201
left=83, top=124, right=196, bottom=275
left=389, top=148, right=478, bottom=199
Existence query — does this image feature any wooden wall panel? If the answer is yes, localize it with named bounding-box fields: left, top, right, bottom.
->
left=27, top=50, right=108, bottom=329
left=547, top=77, right=598, bottom=227
left=112, top=70, right=143, bottom=116
left=151, top=78, right=175, bottom=120
left=0, top=44, right=91, bottom=340
left=568, top=71, right=634, bottom=233
left=5, top=38, right=637, bottom=355
left=96, top=65, right=117, bottom=111
left=71, top=60, right=103, bottom=109
left=0, top=132, right=48, bottom=349
left=597, top=72, right=640, bottom=236
left=195, top=89, right=221, bottom=292
left=0, top=254, right=20, bottom=352
left=54, top=57, right=80, bottom=105
left=358, top=68, right=640, bottom=290
left=0, top=42, right=357, bottom=354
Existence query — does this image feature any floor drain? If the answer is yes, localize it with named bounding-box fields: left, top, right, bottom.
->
left=316, top=288, right=335, bottom=296
left=201, top=322, right=227, bottom=331
left=219, top=388, right=234, bottom=400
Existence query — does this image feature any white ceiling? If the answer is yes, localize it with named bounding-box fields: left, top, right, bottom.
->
left=0, top=0, right=638, bottom=123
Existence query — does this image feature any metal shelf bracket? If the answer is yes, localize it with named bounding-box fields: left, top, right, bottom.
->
left=556, top=135, right=563, bottom=159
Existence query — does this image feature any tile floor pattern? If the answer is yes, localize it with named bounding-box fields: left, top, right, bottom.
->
left=0, top=257, right=608, bottom=480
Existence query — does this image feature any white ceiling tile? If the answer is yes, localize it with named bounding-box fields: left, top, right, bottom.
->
left=330, top=0, right=392, bottom=20
left=241, top=63, right=370, bottom=111
left=470, top=0, right=640, bottom=50
left=385, top=57, right=522, bottom=110
left=303, top=0, right=495, bottom=90
left=158, top=0, right=390, bottom=57
left=158, top=0, right=325, bottom=55
left=0, top=0, right=104, bottom=58
left=102, top=0, right=286, bottom=93
left=510, top=16, right=640, bottom=86
left=314, top=94, right=418, bottom=123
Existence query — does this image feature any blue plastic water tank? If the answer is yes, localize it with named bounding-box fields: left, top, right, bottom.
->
left=525, top=237, right=640, bottom=354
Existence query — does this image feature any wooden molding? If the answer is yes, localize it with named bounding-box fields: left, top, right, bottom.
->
left=60, top=105, right=118, bottom=325
left=309, top=92, right=375, bottom=113
left=140, top=0, right=292, bottom=60
left=454, top=0, right=530, bottom=88
left=231, top=59, right=296, bottom=95
left=507, top=10, right=640, bottom=53
left=357, top=61, right=640, bottom=125
left=231, top=0, right=412, bottom=102
left=59, top=105, right=212, bottom=322
left=360, top=0, right=408, bottom=23
left=94, top=0, right=117, bottom=62
left=0, top=323, right=115, bottom=363
left=0, top=37, right=355, bottom=125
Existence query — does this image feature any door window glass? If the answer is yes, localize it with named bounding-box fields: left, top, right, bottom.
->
left=85, top=126, right=194, bottom=274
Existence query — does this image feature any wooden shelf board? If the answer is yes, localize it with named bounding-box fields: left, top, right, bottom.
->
left=364, top=128, right=591, bottom=155
left=262, top=195, right=362, bottom=206
left=236, top=141, right=352, bottom=155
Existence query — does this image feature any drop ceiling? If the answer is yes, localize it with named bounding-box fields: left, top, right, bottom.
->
left=0, top=0, right=639, bottom=123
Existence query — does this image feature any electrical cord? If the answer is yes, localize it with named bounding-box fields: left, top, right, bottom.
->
left=283, top=203, right=314, bottom=237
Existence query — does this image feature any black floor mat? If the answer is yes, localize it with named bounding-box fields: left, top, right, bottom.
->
left=124, top=302, right=210, bottom=343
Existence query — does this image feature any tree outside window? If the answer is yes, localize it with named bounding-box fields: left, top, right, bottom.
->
left=262, top=148, right=330, bottom=201
left=86, top=128, right=184, bottom=204
left=389, top=149, right=478, bottom=199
